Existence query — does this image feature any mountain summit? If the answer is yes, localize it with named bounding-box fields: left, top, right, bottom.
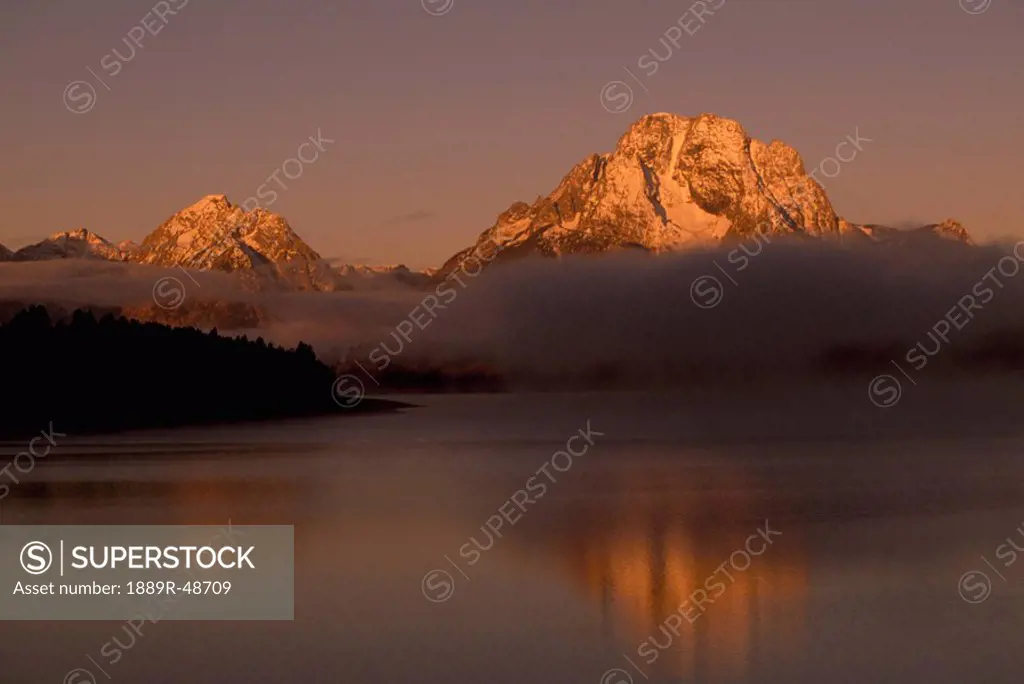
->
left=440, top=112, right=968, bottom=274
left=2, top=196, right=344, bottom=291
left=13, top=228, right=131, bottom=261
left=133, top=195, right=342, bottom=291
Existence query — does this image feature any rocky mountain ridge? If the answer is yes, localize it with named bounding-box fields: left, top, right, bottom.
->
left=439, top=112, right=972, bottom=276
left=3, top=113, right=976, bottom=288
left=11, top=228, right=133, bottom=262
left=839, top=219, right=974, bottom=246
left=131, top=194, right=344, bottom=291
left=2, top=195, right=437, bottom=291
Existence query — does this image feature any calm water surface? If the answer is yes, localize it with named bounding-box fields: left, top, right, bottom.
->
left=2, top=388, right=1024, bottom=684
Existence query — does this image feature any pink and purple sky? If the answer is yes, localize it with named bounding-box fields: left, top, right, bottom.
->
left=1, top=0, right=1021, bottom=268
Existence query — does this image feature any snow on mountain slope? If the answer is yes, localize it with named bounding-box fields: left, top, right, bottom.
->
left=2, top=196, right=348, bottom=292
left=134, top=195, right=344, bottom=291
left=2, top=113, right=977, bottom=288
left=13, top=229, right=131, bottom=262
left=440, top=112, right=968, bottom=276
left=838, top=219, right=975, bottom=246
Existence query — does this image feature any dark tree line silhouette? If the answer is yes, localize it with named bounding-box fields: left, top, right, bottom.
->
left=0, top=307, right=395, bottom=439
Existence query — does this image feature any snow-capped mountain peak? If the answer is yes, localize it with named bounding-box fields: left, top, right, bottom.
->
left=439, top=111, right=969, bottom=276
left=13, top=228, right=129, bottom=261
left=134, top=195, right=343, bottom=291
left=1, top=196, right=346, bottom=291
left=438, top=111, right=841, bottom=275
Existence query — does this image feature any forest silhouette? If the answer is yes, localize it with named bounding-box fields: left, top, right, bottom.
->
left=0, top=306, right=401, bottom=439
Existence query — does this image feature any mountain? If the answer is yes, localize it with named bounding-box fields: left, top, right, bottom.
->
left=0, top=244, right=12, bottom=261
left=118, top=240, right=141, bottom=257
left=1, top=197, right=343, bottom=291
left=13, top=229, right=130, bottom=261
left=0, top=116, right=978, bottom=289
left=439, top=112, right=971, bottom=275
left=133, top=195, right=344, bottom=291
left=839, top=219, right=975, bottom=246
left=334, top=263, right=433, bottom=289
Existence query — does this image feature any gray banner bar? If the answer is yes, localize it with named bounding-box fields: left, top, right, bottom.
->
left=0, top=525, right=293, bottom=620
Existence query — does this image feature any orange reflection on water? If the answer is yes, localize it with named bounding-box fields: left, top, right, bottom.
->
left=563, top=502, right=808, bottom=681
left=557, top=462, right=811, bottom=679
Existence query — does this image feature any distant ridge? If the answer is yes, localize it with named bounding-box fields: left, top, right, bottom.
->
left=13, top=228, right=131, bottom=261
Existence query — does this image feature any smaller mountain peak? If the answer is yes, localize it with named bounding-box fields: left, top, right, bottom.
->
left=14, top=228, right=123, bottom=261
left=49, top=228, right=109, bottom=244
left=930, top=219, right=973, bottom=244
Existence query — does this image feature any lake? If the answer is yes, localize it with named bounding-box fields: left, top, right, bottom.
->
left=2, top=385, right=1023, bottom=684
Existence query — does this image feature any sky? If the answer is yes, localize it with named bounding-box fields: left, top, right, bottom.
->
left=1, top=0, right=1021, bottom=269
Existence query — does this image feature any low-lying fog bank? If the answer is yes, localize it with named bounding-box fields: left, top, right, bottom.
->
left=4, top=240, right=1024, bottom=389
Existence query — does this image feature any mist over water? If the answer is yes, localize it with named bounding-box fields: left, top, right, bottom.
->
left=4, top=240, right=1024, bottom=386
